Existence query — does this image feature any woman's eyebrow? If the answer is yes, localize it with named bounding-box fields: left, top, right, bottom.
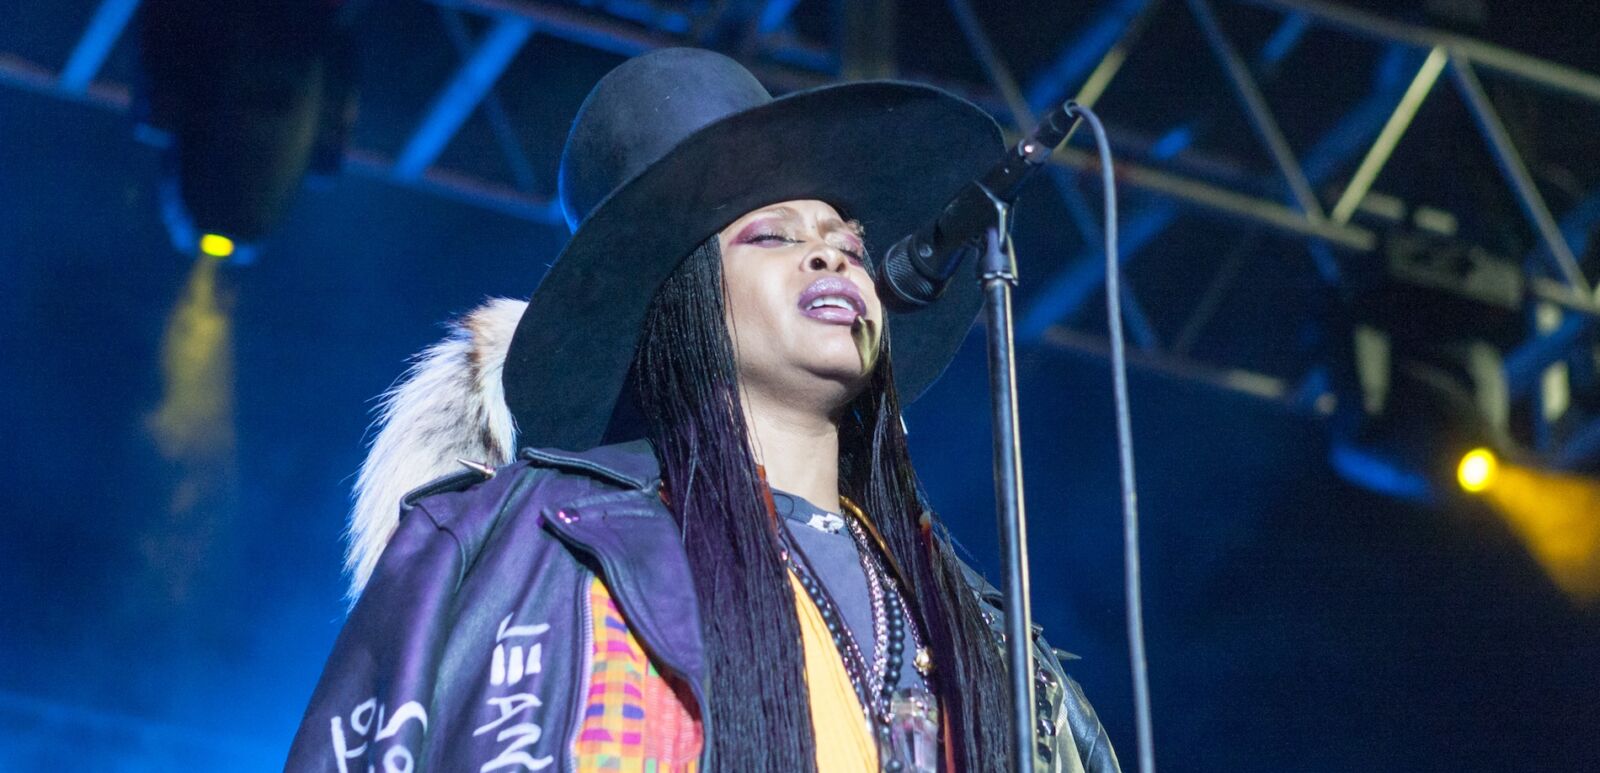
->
left=752, top=205, right=798, bottom=220
left=747, top=206, right=861, bottom=239
left=821, top=218, right=865, bottom=239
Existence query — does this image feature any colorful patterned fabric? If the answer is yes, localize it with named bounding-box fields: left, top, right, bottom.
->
left=575, top=577, right=703, bottom=772
left=575, top=573, right=881, bottom=772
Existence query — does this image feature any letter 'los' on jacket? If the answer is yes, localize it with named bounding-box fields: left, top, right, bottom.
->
left=286, top=439, right=1121, bottom=773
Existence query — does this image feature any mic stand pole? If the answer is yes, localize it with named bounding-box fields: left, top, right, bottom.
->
left=978, top=196, right=1037, bottom=773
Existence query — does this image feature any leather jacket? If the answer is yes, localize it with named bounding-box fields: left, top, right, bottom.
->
left=285, top=439, right=1119, bottom=772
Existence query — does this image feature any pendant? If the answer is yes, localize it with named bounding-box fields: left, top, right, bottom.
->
left=878, top=686, right=940, bottom=773
left=912, top=647, right=933, bottom=676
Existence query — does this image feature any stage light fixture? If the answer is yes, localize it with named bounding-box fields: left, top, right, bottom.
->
left=1457, top=447, right=1498, bottom=493
left=1326, top=338, right=1513, bottom=503
left=135, top=0, right=360, bottom=262
left=1322, top=224, right=1528, bottom=504
left=199, top=233, right=235, bottom=259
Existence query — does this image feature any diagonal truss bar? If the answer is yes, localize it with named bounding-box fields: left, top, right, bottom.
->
left=1024, top=0, right=1154, bottom=112
left=1050, top=159, right=1164, bottom=349
left=1186, top=0, right=1324, bottom=220
left=1234, top=0, right=1600, bottom=104
left=1172, top=229, right=1261, bottom=353
left=1073, top=0, right=1164, bottom=109
left=1016, top=43, right=1413, bottom=339
left=1450, top=53, right=1588, bottom=294
left=395, top=15, right=536, bottom=180
left=947, top=0, right=1167, bottom=350
left=1036, top=2, right=1158, bottom=337
left=438, top=7, right=539, bottom=192
left=1017, top=141, right=1380, bottom=339
left=946, top=0, right=1032, bottom=124
left=1504, top=191, right=1600, bottom=395
left=1329, top=46, right=1447, bottom=223
left=1256, top=11, right=1309, bottom=72
left=1038, top=0, right=1163, bottom=312
left=59, top=0, right=141, bottom=93
left=1020, top=201, right=1184, bottom=340
left=756, top=0, right=802, bottom=36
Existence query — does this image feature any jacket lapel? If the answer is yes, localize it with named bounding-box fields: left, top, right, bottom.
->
left=540, top=489, right=706, bottom=688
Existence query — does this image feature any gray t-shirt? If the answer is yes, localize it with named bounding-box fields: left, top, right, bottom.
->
left=772, top=489, right=928, bottom=694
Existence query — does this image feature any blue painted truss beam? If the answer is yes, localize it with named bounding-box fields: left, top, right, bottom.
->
left=395, top=16, right=536, bottom=180
left=59, top=0, right=140, bottom=93
left=1022, top=0, right=1154, bottom=113
left=1018, top=42, right=1416, bottom=340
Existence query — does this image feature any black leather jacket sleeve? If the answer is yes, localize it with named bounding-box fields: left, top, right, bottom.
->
left=1061, top=670, right=1120, bottom=773
left=959, top=561, right=1123, bottom=773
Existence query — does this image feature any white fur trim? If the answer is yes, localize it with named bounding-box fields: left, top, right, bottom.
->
left=345, top=297, right=526, bottom=600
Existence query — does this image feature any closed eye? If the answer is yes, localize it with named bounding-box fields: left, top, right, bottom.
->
left=745, top=231, right=868, bottom=268
left=835, top=243, right=869, bottom=268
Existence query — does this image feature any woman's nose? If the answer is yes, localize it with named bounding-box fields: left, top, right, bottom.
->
left=804, top=242, right=849, bottom=273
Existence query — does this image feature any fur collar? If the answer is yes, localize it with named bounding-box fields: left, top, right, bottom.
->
left=345, top=298, right=524, bottom=600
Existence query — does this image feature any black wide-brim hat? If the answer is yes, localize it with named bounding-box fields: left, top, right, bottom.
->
left=503, top=48, right=1002, bottom=451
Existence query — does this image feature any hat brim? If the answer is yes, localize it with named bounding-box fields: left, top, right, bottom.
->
left=504, top=79, right=1002, bottom=452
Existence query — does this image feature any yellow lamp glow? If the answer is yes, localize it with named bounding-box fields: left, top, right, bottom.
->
left=199, top=233, right=235, bottom=258
left=1483, top=463, right=1600, bottom=602
left=1457, top=448, right=1499, bottom=493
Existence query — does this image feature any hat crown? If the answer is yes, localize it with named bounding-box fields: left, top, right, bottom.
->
left=558, top=48, right=773, bottom=232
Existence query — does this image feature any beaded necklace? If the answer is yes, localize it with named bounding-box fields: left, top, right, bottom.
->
left=781, top=496, right=941, bottom=772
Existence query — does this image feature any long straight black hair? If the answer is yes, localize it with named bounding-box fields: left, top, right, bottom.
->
left=629, top=235, right=1014, bottom=770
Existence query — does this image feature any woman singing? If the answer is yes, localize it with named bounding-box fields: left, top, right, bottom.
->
left=287, top=47, right=1118, bottom=773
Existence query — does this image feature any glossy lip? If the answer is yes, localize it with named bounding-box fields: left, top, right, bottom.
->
left=797, top=276, right=868, bottom=321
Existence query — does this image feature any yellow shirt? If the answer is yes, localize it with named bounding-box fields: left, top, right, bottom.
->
left=790, top=571, right=881, bottom=771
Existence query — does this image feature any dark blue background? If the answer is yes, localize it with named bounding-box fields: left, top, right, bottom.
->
left=3, top=14, right=1599, bottom=769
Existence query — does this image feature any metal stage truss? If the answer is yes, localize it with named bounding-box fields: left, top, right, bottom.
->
left=5, top=0, right=1600, bottom=470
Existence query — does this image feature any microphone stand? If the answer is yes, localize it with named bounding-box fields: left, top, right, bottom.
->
left=886, top=102, right=1102, bottom=771
left=977, top=197, right=1038, bottom=773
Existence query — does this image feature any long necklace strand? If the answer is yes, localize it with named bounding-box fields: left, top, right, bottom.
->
left=789, top=498, right=929, bottom=719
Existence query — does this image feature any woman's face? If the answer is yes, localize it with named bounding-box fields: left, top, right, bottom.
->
left=717, top=199, right=884, bottom=410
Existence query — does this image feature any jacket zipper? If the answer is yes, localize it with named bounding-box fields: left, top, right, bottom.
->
left=544, top=518, right=715, bottom=770
left=565, top=567, right=595, bottom=773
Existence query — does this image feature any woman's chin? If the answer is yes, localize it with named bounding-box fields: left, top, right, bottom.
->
left=807, top=361, right=874, bottom=399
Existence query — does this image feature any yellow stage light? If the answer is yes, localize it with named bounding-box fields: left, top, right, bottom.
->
left=199, top=233, right=235, bottom=258
left=1457, top=448, right=1498, bottom=493
left=1483, top=464, right=1600, bottom=603
left=148, top=255, right=233, bottom=461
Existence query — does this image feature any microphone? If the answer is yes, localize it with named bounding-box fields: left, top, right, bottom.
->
left=875, top=100, right=1081, bottom=308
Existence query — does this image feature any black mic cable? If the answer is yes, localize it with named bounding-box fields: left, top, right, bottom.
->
left=882, top=99, right=1154, bottom=773
left=1068, top=101, right=1156, bottom=773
